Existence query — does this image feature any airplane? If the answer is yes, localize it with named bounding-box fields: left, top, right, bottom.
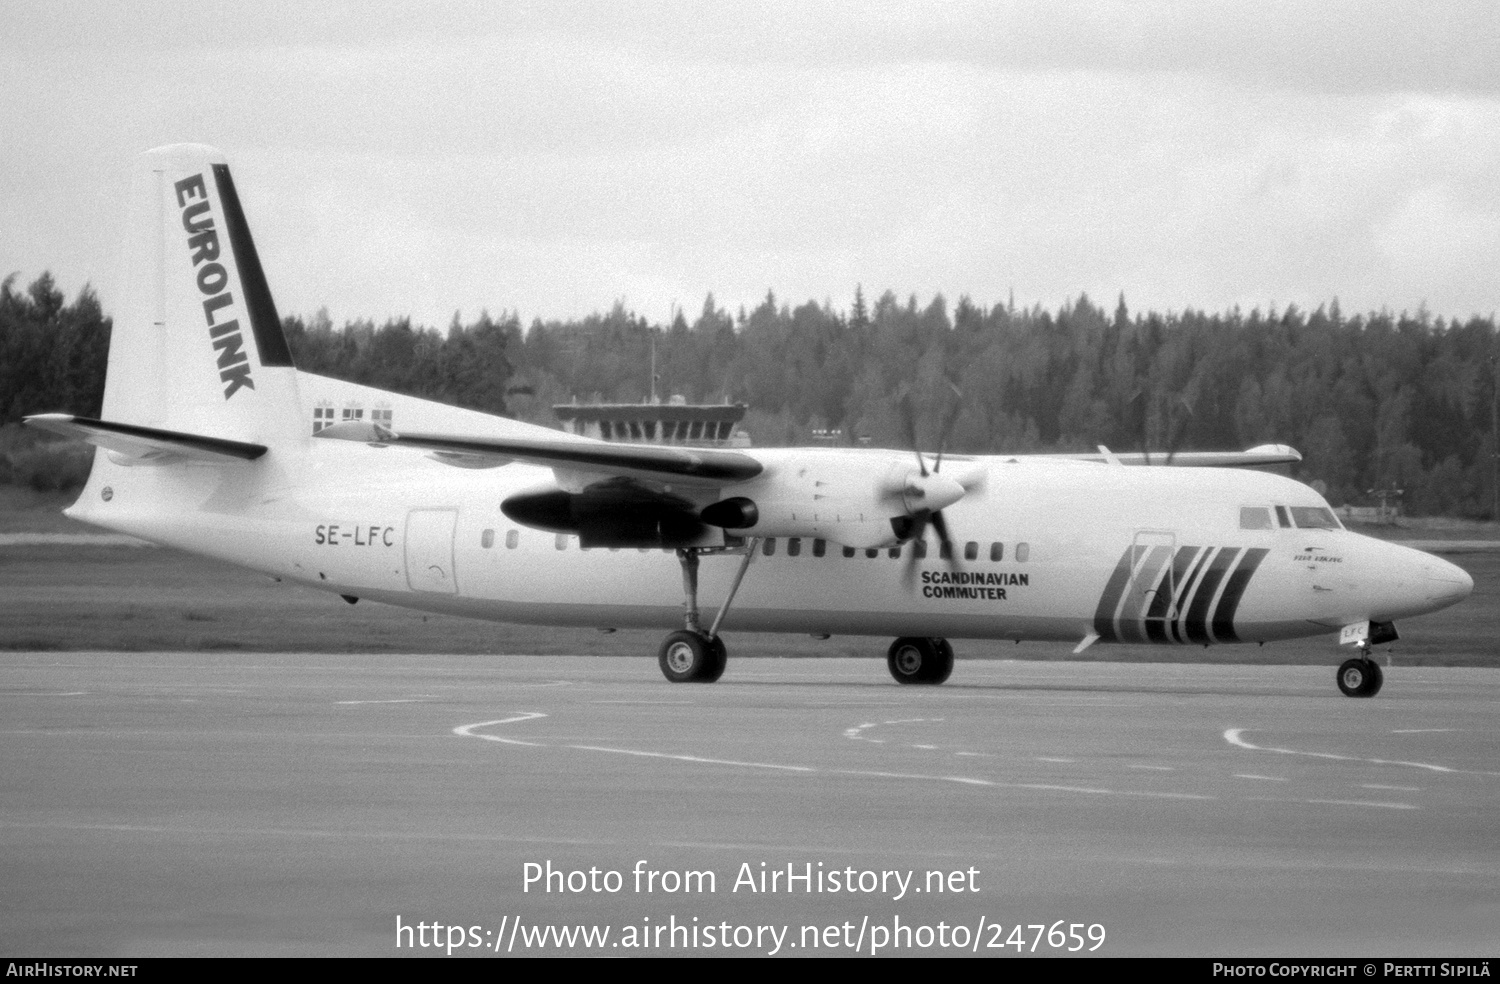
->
left=25, top=144, right=1475, bottom=698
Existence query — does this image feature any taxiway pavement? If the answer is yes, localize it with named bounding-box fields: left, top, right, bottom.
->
left=2, top=653, right=1497, bottom=957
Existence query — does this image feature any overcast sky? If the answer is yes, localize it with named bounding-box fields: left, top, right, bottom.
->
left=3, top=1, right=1498, bottom=330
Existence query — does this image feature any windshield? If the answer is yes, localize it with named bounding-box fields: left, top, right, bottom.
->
left=1288, top=506, right=1341, bottom=530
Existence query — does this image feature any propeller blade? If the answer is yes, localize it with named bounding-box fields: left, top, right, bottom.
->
left=900, top=512, right=931, bottom=589
left=1138, top=388, right=1152, bottom=467
left=898, top=391, right=927, bottom=477
left=931, top=509, right=962, bottom=573
left=1163, top=394, right=1194, bottom=466
left=933, top=382, right=963, bottom=473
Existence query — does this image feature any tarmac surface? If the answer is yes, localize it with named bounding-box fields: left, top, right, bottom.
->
left=2, top=652, right=1497, bottom=957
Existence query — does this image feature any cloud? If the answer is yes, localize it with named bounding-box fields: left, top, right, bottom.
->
left=2, top=2, right=1497, bottom=325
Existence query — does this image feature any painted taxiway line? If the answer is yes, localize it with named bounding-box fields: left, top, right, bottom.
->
left=1259, top=797, right=1418, bottom=811
left=1225, top=727, right=1500, bottom=776
left=4, top=691, right=90, bottom=697
left=452, top=715, right=1422, bottom=809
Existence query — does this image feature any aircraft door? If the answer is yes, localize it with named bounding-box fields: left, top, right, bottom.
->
left=406, top=509, right=459, bottom=594
left=1131, top=529, right=1179, bottom=641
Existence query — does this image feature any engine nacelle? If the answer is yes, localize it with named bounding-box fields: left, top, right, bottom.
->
left=710, top=498, right=907, bottom=549
left=697, top=455, right=932, bottom=549
left=502, top=480, right=714, bottom=549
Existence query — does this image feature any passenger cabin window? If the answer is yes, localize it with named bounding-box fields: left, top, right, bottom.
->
left=1016, top=542, right=1030, bottom=562
left=939, top=542, right=953, bottom=560
left=506, top=530, right=519, bottom=549
left=763, top=538, right=777, bottom=556
left=843, top=546, right=856, bottom=558
left=913, top=541, right=928, bottom=559
left=481, top=529, right=495, bottom=548
left=787, top=537, right=801, bottom=557
left=1239, top=506, right=1274, bottom=530
left=964, top=541, right=979, bottom=561
left=990, top=542, right=1004, bottom=561
left=555, top=533, right=568, bottom=550
left=812, top=539, right=826, bottom=557
left=888, top=546, right=901, bottom=559
left=1289, top=506, right=1341, bottom=530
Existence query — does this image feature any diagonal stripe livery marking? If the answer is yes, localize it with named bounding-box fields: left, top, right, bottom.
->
left=1170, top=547, right=1215, bottom=643
left=1094, top=543, right=1269, bottom=647
left=1184, top=547, right=1241, bottom=645
left=1211, top=547, right=1269, bottom=642
left=1119, top=544, right=1171, bottom=643
left=1145, top=545, right=1202, bottom=643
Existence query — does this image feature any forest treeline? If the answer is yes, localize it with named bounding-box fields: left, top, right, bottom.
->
left=3, top=271, right=1497, bottom=517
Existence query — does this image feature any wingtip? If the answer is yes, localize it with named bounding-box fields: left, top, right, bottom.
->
left=1245, top=443, right=1302, bottom=463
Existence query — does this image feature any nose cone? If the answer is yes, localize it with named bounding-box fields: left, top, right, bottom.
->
left=1356, top=537, right=1474, bottom=622
left=1423, top=555, right=1474, bottom=610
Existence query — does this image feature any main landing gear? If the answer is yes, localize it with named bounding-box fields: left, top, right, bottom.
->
left=1336, top=646, right=1384, bottom=698
left=887, top=637, right=954, bottom=685
left=658, top=542, right=759, bottom=683
left=657, top=545, right=960, bottom=686
left=658, top=630, right=727, bottom=683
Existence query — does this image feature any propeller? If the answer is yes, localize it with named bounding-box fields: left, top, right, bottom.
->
left=1133, top=387, right=1194, bottom=466
left=894, top=385, right=971, bottom=587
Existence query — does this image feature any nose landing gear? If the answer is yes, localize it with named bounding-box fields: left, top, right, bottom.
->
left=1336, top=645, right=1384, bottom=698
left=1335, top=622, right=1397, bottom=697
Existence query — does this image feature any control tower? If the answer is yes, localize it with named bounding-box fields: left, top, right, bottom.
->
left=553, top=395, right=750, bottom=447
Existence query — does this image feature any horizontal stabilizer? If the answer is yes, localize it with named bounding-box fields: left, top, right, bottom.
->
left=314, top=421, right=763, bottom=486
left=24, top=414, right=267, bottom=463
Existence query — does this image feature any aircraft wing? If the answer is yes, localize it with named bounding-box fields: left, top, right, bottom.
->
left=314, top=420, right=764, bottom=486
left=1042, top=444, right=1302, bottom=467
left=24, top=414, right=268, bottom=463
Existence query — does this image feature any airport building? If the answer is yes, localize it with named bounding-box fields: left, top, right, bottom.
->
left=553, top=396, right=749, bottom=447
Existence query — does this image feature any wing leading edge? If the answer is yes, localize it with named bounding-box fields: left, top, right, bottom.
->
left=313, top=420, right=764, bottom=486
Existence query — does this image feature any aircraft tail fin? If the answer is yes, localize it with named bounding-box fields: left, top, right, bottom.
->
left=101, top=144, right=304, bottom=448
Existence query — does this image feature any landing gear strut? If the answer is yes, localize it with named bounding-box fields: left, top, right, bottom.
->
left=887, top=637, right=954, bottom=685
left=657, top=541, right=758, bottom=683
left=1336, top=642, right=1384, bottom=698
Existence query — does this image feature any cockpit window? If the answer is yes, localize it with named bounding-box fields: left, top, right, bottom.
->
left=1239, top=506, right=1273, bottom=530
left=1288, top=506, right=1341, bottom=530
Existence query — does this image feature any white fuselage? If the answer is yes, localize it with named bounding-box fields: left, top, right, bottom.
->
left=67, top=440, right=1473, bottom=651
